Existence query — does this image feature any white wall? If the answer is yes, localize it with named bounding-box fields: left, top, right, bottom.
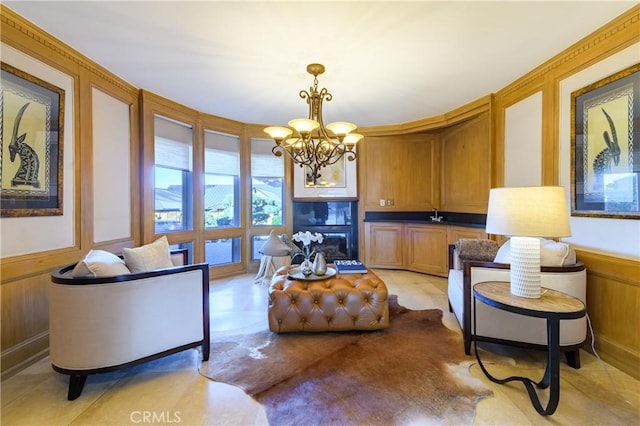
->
left=559, top=43, right=640, bottom=259
left=0, top=44, right=75, bottom=257
left=92, top=88, right=132, bottom=243
left=504, top=92, right=543, bottom=186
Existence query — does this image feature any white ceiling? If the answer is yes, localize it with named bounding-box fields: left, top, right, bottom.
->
left=4, top=1, right=636, bottom=128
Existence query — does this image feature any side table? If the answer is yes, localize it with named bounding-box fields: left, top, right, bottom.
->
left=473, top=281, right=586, bottom=416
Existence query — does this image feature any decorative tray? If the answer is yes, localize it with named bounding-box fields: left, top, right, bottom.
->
left=287, top=267, right=337, bottom=281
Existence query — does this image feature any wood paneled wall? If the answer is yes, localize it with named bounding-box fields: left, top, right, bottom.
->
left=491, top=6, right=640, bottom=380
left=1, top=4, right=639, bottom=382
left=1, top=6, right=139, bottom=377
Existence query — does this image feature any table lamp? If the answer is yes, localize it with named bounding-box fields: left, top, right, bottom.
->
left=485, top=186, right=572, bottom=298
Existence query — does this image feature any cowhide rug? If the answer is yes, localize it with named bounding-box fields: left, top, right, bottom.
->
left=199, top=296, right=493, bottom=425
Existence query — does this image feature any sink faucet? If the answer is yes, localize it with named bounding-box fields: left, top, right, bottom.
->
left=430, top=209, right=443, bottom=222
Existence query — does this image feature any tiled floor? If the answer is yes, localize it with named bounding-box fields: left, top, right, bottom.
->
left=2, top=270, right=639, bottom=425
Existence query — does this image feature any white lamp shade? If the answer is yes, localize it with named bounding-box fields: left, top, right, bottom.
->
left=485, top=186, right=571, bottom=238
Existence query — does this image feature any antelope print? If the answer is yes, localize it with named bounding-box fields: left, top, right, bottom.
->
left=592, top=107, right=620, bottom=193
left=8, top=102, right=40, bottom=188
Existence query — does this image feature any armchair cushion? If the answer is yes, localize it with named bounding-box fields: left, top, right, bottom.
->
left=453, top=239, right=499, bottom=269
left=494, top=238, right=577, bottom=266
left=122, top=236, right=173, bottom=273
left=71, top=250, right=131, bottom=278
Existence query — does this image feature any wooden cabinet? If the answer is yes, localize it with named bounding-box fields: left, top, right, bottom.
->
left=361, top=134, right=439, bottom=212
left=364, top=222, right=404, bottom=268
left=440, top=114, right=491, bottom=213
left=365, top=222, right=488, bottom=277
left=447, top=225, right=488, bottom=245
left=405, top=225, right=448, bottom=276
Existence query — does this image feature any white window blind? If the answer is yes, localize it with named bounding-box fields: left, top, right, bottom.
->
left=205, top=130, right=240, bottom=175
left=251, top=138, right=284, bottom=177
left=154, top=115, right=193, bottom=171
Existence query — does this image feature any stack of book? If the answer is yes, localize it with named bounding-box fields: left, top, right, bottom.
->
left=333, top=260, right=368, bottom=274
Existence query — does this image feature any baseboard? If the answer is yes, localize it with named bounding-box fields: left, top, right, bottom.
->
left=591, top=333, right=640, bottom=381
left=1, top=331, right=49, bottom=380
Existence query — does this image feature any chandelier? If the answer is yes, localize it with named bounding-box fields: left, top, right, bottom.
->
left=264, top=63, right=363, bottom=185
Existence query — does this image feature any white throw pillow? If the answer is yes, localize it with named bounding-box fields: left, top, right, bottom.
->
left=494, top=238, right=576, bottom=266
left=123, top=236, right=174, bottom=273
left=71, top=250, right=131, bottom=278
left=259, top=230, right=292, bottom=256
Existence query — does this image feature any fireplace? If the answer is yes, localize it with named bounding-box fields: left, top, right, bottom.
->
left=292, top=201, right=358, bottom=263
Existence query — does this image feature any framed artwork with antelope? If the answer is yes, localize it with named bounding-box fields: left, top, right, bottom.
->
left=1, top=62, right=64, bottom=217
left=571, top=63, right=640, bottom=219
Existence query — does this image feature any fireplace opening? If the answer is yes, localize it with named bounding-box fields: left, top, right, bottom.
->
left=292, top=201, right=358, bottom=263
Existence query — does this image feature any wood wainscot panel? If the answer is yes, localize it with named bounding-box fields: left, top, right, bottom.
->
left=1, top=271, right=51, bottom=378
left=576, top=249, right=640, bottom=380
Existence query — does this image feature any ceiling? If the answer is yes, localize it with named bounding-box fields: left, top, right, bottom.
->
left=4, top=1, right=636, bottom=128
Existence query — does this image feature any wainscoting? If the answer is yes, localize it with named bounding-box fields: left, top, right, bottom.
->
left=577, top=249, right=640, bottom=380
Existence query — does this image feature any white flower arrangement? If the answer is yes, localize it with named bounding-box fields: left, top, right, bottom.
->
left=292, top=231, right=324, bottom=260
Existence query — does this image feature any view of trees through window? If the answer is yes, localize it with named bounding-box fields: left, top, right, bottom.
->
left=152, top=125, right=286, bottom=266
left=251, top=138, right=284, bottom=226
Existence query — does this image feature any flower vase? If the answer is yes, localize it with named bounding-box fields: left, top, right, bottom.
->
left=300, top=258, right=313, bottom=276
left=312, top=252, right=327, bottom=275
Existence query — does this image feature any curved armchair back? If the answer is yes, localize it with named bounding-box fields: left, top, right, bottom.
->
left=49, top=251, right=209, bottom=400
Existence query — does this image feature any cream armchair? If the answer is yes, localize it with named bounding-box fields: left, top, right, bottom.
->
left=50, top=250, right=210, bottom=400
left=447, top=241, right=587, bottom=368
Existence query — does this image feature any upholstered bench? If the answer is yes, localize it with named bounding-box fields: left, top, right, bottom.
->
left=268, top=266, right=389, bottom=332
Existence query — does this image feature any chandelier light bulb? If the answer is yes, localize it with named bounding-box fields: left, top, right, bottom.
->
left=343, top=133, right=363, bottom=146
left=326, top=121, right=357, bottom=138
left=288, top=118, right=319, bottom=135
left=264, top=126, right=293, bottom=142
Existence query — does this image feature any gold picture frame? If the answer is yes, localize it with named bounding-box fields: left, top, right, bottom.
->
left=570, top=63, right=639, bottom=219
left=292, top=151, right=358, bottom=200
left=1, top=62, right=65, bottom=217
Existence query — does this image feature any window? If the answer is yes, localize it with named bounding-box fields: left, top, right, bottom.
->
left=154, top=116, right=193, bottom=234
left=251, top=138, right=284, bottom=226
left=205, top=237, right=241, bottom=266
left=204, top=131, right=240, bottom=228
left=169, top=241, right=194, bottom=265
left=251, top=235, right=269, bottom=261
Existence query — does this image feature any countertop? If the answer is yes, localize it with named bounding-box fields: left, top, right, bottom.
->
left=363, top=211, right=487, bottom=229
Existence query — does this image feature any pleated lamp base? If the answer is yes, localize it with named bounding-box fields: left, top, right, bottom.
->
left=509, top=236, right=541, bottom=298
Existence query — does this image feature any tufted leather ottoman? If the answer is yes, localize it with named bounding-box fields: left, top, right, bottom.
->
left=268, top=266, right=389, bottom=332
